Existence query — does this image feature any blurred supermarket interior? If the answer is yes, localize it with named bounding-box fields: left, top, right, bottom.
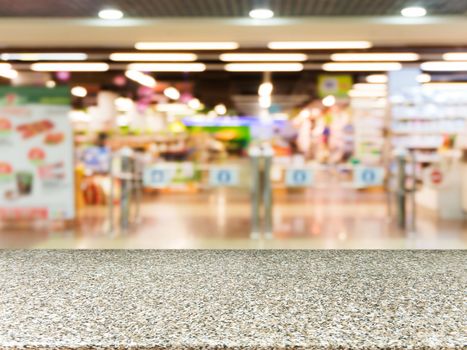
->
left=0, top=0, right=466, bottom=248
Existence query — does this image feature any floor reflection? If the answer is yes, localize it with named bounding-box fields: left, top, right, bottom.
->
left=0, top=187, right=466, bottom=249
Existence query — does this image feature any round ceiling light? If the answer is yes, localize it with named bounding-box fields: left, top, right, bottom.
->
left=249, top=8, right=274, bottom=19
left=98, top=8, right=124, bottom=20
left=401, top=6, right=427, bottom=17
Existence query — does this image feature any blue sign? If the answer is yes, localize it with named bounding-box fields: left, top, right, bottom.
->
left=354, top=166, right=384, bottom=188
left=143, top=167, right=173, bottom=188
left=285, top=168, right=313, bottom=187
left=209, top=168, right=239, bottom=187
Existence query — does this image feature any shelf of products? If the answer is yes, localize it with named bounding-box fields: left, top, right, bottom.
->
left=351, top=97, right=387, bottom=166
left=390, top=85, right=467, bottom=168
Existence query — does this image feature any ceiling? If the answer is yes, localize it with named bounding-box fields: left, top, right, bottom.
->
left=1, top=0, right=467, bottom=115
left=1, top=0, right=467, bottom=17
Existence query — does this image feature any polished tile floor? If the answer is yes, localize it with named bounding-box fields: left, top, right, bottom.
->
left=1, top=185, right=466, bottom=249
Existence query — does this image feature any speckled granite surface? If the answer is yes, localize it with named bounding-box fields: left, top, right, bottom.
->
left=0, top=250, right=465, bottom=350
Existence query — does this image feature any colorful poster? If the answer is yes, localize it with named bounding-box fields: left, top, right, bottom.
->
left=318, top=75, right=353, bottom=98
left=0, top=87, right=74, bottom=220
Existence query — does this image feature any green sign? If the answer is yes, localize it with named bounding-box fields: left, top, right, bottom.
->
left=318, top=75, right=353, bottom=98
left=0, top=86, right=70, bottom=106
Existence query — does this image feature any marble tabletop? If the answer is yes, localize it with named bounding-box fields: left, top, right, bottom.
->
left=0, top=250, right=465, bottom=350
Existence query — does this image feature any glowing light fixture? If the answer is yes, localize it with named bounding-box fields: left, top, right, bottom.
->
left=442, top=53, right=467, bottom=61
left=259, top=95, right=271, bottom=109
left=127, top=63, right=206, bottom=72
left=135, top=42, right=239, bottom=50
left=110, top=53, right=197, bottom=61
left=0, top=69, right=18, bottom=80
left=115, top=97, right=134, bottom=112
left=164, top=87, right=181, bottom=100
left=417, top=74, right=431, bottom=83
left=331, top=53, right=419, bottom=61
left=220, top=53, right=307, bottom=62
left=322, top=62, right=402, bottom=71
left=98, top=8, right=124, bottom=20
left=353, top=83, right=387, bottom=91
left=71, top=86, right=87, bottom=98
left=365, top=74, right=388, bottom=83
left=214, top=104, right=227, bottom=115
left=188, top=98, right=203, bottom=110
left=421, top=61, right=467, bottom=71
left=0, top=63, right=12, bottom=70
left=0, top=53, right=87, bottom=61
left=124, top=70, right=157, bottom=88
left=225, top=63, right=303, bottom=72
left=268, top=41, right=372, bottom=50
left=45, top=80, right=56, bottom=88
left=258, top=82, right=273, bottom=96
left=322, top=95, right=336, bottom=107
left=401, top=6, right=427, bottom=18
left=249, top=8, right=274, bottom=19
left=31, top=62, right=109, bottom=72
left=348, top=90, right=387, bottom=98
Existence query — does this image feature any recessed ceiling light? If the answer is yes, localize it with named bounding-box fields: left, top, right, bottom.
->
left=421, top=61, right=467, bottom=71
left=0, top=53, right=88, bottom=61
left=224, top=63, right=303, bottom=72
left=127, top=63, right=206, bottom=72
left=249, top=8, right=274, bottom=19
left=71, top=86, right=87, bottom=98
left=135, top=42, right=239, bottom=50
left=442, top=52, right=467, bottom=61
left=110, top=53, right=197, bottom=62
left=401, top=6, right=427, bottom=17
left=98, top=8, right=124, bottom=20
left=220, top=53, right=307, bottom=62
left=365, top=74, right=388, bottom=83
left=124, top=70, right=157, bottom=88
left=331, top=53, right=419, bottom=61
left=322, top=62, right=402, bottom=71
left=31, top=63, right=109, bottom=72
left=268, top=41, right=372, bottom=50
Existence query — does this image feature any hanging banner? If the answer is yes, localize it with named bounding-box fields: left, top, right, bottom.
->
left=354, top=166, right=385, bottom=188
left=0, top=87, right=74, bottom=220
